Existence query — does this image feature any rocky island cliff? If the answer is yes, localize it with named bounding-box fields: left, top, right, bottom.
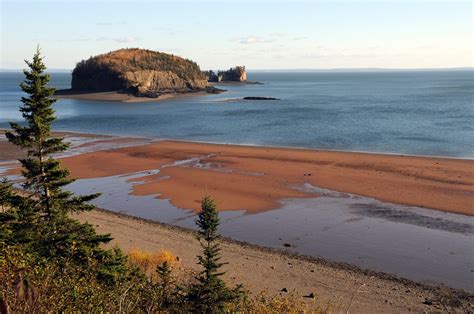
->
left=66, top=48, right=218, bottom=98
left=208, top=66, right=247, bottom=82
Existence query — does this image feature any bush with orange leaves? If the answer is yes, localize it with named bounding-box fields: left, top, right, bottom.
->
left=127, top=249, right=179, bottom=274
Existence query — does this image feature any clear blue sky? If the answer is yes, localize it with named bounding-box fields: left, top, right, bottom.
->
left=1, top=0, right=472, bottom=70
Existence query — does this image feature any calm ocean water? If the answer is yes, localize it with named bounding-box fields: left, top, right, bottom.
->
left=1, top=70, right=473, bottom=158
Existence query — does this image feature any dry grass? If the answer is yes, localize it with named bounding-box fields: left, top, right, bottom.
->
left=233, top=290, right=332, bottom=313
left=128, top=248, right=179, bottom=274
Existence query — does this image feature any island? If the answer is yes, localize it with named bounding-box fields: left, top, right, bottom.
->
left=55, top=48, right=225, bottom=102
left=207, top=66, right=247, bottom=82
left=206, top=66, right=262, bottom=85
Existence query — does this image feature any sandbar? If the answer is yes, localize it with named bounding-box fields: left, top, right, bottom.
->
left=54, top=90, right=213, bottom=103
left=2, top=133, right=472, bottom=215
left=10, top=139, right=470, bottom=216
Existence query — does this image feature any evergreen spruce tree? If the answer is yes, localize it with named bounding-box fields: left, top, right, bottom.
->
left=156, top=261, right=173, bottom=308
left=0, top=178, right=13, bottom=213
left=0, top=178, right=35, bottom=241
left=189, top=196, right=242, bottom=313
left=0, top=48, right=117, bottom=269
left=6, top=47, right=97, bottom=218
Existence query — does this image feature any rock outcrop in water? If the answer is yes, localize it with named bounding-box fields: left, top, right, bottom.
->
left=243, top=96, right=280, bottom=100
left=206, top=66, right=247, bottom=82
left=70, top=48, right=216, bottom=97
left=220, top=66, right=247, bottom=82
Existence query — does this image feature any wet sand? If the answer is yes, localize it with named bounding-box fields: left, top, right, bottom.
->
left=73, top=208, right=473, bottom=312
left=0, top=130, right=151, bottom=162
left=50, top=140, right=474, bottom=216
left=2, top=137, right=472, bottom=215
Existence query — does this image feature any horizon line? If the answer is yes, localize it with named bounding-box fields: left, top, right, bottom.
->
left=1, top=66, right=473, bottom=72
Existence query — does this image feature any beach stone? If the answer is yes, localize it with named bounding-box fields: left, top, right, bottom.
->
left=423, top=298, right=433, bottom=305
left=305, top=292, right=315, bottom=299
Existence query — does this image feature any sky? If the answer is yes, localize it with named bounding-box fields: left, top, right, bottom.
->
left=0, top=0, right=472, bottom=70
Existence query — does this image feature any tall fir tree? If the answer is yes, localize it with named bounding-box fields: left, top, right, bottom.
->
left=0, top=48, right=118, bottom=268
left=6, top=47, right=97, bottom=219
left=189, top=196, right=242, bottom=313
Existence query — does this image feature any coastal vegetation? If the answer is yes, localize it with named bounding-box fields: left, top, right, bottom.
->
left=73, top=48, right=205, bottom=84
left=0, top=49, right=318, bottom=312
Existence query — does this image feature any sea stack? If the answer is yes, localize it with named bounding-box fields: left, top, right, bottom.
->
left=220, top=66, right=247, bottom=82
left=208, top=66, right=247, bottom=82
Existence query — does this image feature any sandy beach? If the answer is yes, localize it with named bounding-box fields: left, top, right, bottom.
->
left=59, top=141, right=474, bottom=216
left=54, top=90, right=213, bottom=103
left=73, top=208, right=472, bottom=312
left=2, top=136, right=473, bottom=216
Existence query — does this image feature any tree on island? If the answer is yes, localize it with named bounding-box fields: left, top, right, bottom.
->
left=189, top=196, right=243, bottom=312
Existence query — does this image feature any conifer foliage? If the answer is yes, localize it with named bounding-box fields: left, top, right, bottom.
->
left=189, top=196, right=243, bottom=312
left=0, top=48, right=112, bottom=265
left=6, top=47, right=98, bottom=218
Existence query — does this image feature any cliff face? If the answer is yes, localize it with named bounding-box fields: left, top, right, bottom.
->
left=218, top=66, right=247, bottom=82
left=71, top=48, right=210, bottom=96
left=123, top=70, right=209, bottom=94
